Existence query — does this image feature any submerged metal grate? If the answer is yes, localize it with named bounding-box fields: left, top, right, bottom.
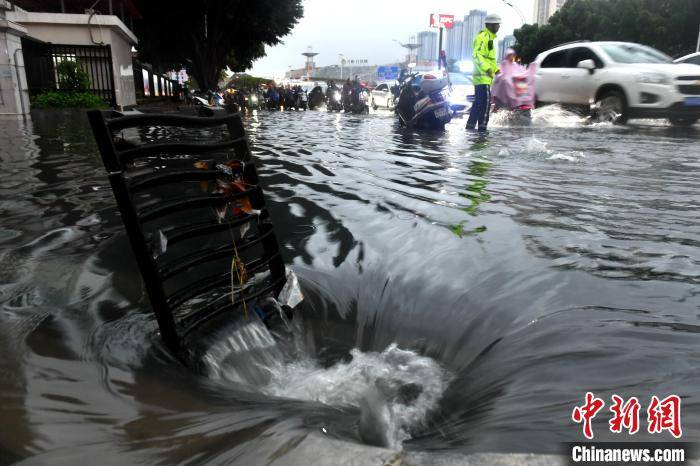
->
left=87, top=108, right=286, bottom=358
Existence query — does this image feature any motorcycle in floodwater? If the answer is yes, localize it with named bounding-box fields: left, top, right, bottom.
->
left=191, top=95, right=211, bottom=106
left=396, top=72, right=452, bottom=130
left=265, top=90, right=281, bottom=110
left=281, top=90, right=296, bottom=111
left=326, top=88, right=343, bottom=112
left=292, top=90, right=308, bottom=111
left=491, top=62, right=537, bottom=122
left=344, top=86, right=369, bottom=114
left=246, top=91, right=263, bottom=111
left=223, top=90, right=240, bottom=113
left=308, top=86, right=326, bottom=110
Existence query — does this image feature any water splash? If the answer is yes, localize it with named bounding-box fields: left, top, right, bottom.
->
left=521, top=137, right=585, bottom=162
left=202, top=318, right=451, bottom=449
left=530, top=105, right=588, bottom=127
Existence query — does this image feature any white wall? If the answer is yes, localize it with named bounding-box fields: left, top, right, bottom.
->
left=7, top=11, right=138, bottom=108
left=0, top=16, right=30, bottom=116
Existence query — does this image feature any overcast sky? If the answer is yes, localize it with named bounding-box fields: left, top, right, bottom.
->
left=250, top=0, right=536, bottom=79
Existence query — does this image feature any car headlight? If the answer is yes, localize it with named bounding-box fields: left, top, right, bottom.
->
left=636, top=73, right=670, bottom=85
left=251, top=96, right=258, bottom=103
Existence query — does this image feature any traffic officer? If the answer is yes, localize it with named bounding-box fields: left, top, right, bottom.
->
left=466, top=13, right=501, bottom=132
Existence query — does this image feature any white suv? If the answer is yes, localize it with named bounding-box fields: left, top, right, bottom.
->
left=534, top=41, right=700, bottom=126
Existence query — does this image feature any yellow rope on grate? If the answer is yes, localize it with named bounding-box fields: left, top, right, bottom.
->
left=226, top=219, right=248, bottom=319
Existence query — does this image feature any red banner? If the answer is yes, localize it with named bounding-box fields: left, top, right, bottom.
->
left=430, top=14, right=455, bottom=29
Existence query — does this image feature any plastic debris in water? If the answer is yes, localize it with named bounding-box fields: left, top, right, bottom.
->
left=216, top=160, right=244, bottom=176
left=278, top=269, right=303, bottom=309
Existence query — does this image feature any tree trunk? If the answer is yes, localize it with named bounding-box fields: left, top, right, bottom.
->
left=190, top=35, right=222, bottom=91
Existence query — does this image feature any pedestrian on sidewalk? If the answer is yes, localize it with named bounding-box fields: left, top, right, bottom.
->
left=466, top=14, right=502, bottom=132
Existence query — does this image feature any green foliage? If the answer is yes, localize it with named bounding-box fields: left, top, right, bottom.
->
left=33, top=91, right=107, bottom=109
left=133, top=0, right=304, bottom=90
left=514, top=0, right=700, bottom=63
left=55, top=60, right=91, bottom=90
left=226, top=74, right=274, bottom=90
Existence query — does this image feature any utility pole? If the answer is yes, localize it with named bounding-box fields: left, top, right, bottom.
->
left=696, top=23, right=699, bottom=52
left=438, top=28, right=444, bottom=69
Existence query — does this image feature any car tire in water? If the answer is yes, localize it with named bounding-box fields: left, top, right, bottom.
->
left=595, top=90, right=628, bottom=125
left=668, top=116, right=700, bottom=127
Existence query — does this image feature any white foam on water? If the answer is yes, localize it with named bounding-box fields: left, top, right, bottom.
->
left=522, top=137, right=585, bottom=162
left=262, top=343, right=451, bottom=448
left=530, top=105, right=588, bottom=127
left=203, top=321, right=451, bottom=449
left=548, top=152, right=585, bottom=162
left=526, top=137, right=550, bottom=154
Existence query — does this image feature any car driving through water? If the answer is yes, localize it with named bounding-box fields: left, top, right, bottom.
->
left=446, top=72, right=475, bottom=116
left=371, top=81, right=398, bottom=110
left=534, top=41, right=700, bottom=126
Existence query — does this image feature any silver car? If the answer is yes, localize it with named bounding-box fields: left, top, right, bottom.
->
left=446, top=72, right=475, bottom=115
left=534, top=41, right=700, bottom=126
left=371, top=81, right=398, bottom=110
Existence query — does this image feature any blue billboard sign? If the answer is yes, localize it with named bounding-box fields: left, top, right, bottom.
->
left=377, top=66, right=400, bottom=81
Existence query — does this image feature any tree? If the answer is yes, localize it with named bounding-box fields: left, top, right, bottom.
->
left=225, top=74, right=274, bottom=90
left=514, top=0, right=700, bottom=63
left=133, top=0, right=304, bottom=91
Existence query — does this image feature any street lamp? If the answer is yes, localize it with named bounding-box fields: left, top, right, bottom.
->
left=501, top=0, right=526, bottom=25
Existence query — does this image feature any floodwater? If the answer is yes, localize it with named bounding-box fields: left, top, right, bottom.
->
left=1, top=108, right=699, bottom=464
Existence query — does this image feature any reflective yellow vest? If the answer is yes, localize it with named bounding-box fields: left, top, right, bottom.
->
left=472, top=28, right=499, bottom=85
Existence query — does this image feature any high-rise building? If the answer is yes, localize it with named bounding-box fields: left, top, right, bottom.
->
left=497, top=35, right=516, bottom=62
left=445, top=20, right=464, bottom=63
left=463, top=9, right=487, bottom=60
left=416, top=30, right=438, bottom=65
left=534, top=0, right=568, bottom=24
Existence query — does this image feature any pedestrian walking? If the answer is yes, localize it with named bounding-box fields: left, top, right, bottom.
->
left=466, top=14, right=502, bottom=132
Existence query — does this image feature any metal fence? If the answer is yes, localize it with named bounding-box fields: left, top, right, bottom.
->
left=21, top=38, right=117, bottom=107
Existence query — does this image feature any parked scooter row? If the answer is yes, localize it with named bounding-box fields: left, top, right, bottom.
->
left=191, top=89, right=266, bottom=112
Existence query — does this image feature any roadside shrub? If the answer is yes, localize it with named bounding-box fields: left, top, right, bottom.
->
left=33, top=91, right=107, bottom=109
left=56, top=60, right=91, bottom=90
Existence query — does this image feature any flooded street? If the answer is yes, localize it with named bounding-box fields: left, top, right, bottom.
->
left=1, top=108, right=699, bottom=464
